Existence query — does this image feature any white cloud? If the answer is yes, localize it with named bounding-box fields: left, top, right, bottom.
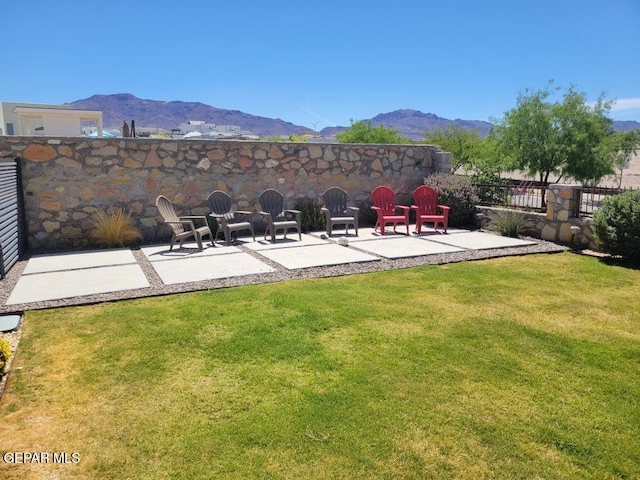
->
left=609, top=97, right=640, bottom=112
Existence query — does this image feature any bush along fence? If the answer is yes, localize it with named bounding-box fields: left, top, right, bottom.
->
left=0, top=136, right=451, bottom=252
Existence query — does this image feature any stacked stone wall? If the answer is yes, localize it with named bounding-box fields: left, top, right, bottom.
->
left=477, top=184, right=597, bottom=250
left=0, top=136, right=447, bottom=251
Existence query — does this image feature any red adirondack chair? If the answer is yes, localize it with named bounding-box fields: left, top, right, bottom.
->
left=411, top=185, right=450, bottom=234
left=370, top=186, right=410, bottom=235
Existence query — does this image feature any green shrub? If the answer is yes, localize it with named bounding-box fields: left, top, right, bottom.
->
left=592, top=190, right=640, bottom=261
left=487, top=209, right=535, bottom=237
left=89, top=207, right=142, bottom=247
left=472, top=172, right=510, bottom=205
left=424, top=173, right=480, bottom=227
left=0, top=339, right=11, bottom=375
left=295, top=198, right=325, bottom=232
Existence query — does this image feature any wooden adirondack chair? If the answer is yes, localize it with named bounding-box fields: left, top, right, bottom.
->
left=207, top=190, right=255, bottom=245
left=156, top=195, right=213, bottom=251
left=258, top=189, right=302, bottom=243
left=320, top=187, right=359, bottom=236
left=370, top=186, right=410, bottom=235
left=411, top=185, right=450, bottom=234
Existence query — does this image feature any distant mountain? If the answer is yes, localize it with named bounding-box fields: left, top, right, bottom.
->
left=69, top=94, right=639, bottom=139
left=320, top=109, right=492, bottom=140
left=68, top=93, right=311, bottom=137
left=613, top=120, right=640, bottom=132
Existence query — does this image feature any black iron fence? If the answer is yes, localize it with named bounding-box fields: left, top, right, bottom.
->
left=577, top=186, right=635, bottom=216
left=473, top=181, right=634, bottom=217
left=473, top=181, right=548, bottom=213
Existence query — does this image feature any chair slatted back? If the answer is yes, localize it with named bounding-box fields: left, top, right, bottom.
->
left=156, top=195, right=185, bottom=234
left=258, top=189, right=285, bottom=220
left=413, top=185, right=438, bottom=215
left=371, top=186, right=397, bottom=216
left=321, top=187, right=348, bottom=216
left=207, top=190, right=235, bottom=222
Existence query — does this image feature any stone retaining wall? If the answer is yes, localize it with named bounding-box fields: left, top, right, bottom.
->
left=478, top=184, right=597, bottom=249
left=0, top=136, right=449, bottom=251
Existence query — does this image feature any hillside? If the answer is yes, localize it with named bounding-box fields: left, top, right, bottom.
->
left=69, top=93, right=639, bottom=139
left=69, top=94, right=310, bottom=137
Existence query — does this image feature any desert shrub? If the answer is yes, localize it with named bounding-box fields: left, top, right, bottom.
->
left=295, top=198, right=325, bottom=232
left=424, top=173, right=480, bottom=227
left=0, top=339, right=11, bottom=375
left=592, top=190, right=640, bottom=261
left=89, top=207, right=142, bottom=247
left=487, top=209, right=535, bottom=237
left=471, top=172, right=510, bottom=205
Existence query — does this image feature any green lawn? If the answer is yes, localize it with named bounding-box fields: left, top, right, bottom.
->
left=1, top=253, right=639, bottom=479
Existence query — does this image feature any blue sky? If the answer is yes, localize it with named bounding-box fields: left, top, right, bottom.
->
left=1, top=0, right=639, bottom=129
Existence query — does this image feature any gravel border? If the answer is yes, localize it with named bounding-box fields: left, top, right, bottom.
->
left=0, top=235, right=567, bottom=314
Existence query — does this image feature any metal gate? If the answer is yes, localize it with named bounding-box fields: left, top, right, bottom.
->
left=0, top=159, right=26, bottom=278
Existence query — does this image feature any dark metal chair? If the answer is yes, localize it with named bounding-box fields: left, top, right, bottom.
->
left=320, top=187, right=359, bottom=236
left=206, top=190, right=255, bottom=245
left=258, top=189, right=301, bottom=243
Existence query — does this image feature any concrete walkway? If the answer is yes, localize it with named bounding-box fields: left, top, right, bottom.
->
left=2, top=228, right=541, bottom=311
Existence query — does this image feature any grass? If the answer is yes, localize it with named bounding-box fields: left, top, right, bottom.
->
left=1, top=253, right=639, bottom=479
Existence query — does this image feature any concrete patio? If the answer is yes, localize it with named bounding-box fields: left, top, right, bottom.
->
left=0, top=228, right=556, bottom=312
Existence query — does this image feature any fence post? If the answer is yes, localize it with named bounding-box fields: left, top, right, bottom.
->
left=544, top=184, right=592, bottom=247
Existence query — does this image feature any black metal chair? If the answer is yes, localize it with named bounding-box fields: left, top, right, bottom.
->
left=206, top=190, right=255, bottom=245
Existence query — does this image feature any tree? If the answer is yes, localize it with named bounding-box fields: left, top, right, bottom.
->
left=423, top=126, right=513, bottom=182
left=494, top=82, right=616, bottom=187
left=600, top=129, right=640, bottom=188
left=337, top=120, right=412, bottom=144
left=423, top=126, right=483, bottom=173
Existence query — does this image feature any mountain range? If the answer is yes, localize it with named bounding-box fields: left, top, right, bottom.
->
left=69, top=93, right=639, bottom=140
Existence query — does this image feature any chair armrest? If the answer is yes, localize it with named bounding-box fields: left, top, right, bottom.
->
left=321, top=207, right=329, bottom=213
left=347, top=206, right=359, bottom=214
left=235, top=210, right=253, bottom=215
left=258, top=211, right=273, bottom=221
left=179, top=215, right=208, bottom=228
left=179, top=215, right=208, bottom=223
left=285, top=209, right=301, bottom=221
left=371, top=206, right=382, bottom=212
left=165, top=219, right=196, bottom=230
left=395, top=205, right=411, bottom=213
left=438, top=205, right=451, bottom=212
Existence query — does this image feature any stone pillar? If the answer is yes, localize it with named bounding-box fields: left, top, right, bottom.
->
left=546, top=184, right=580, bottom=221
left=543, top=184, right=590, bottom=246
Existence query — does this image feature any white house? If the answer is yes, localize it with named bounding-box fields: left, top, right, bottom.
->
left=0, top=101, right=104, bottom=137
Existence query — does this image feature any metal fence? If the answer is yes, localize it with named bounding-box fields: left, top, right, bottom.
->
left=577, top=186, right=635, bottom=216
left=0, top=159, right=27, bottom=278
left=473, top=181, right=548, bottom=213
left=473, top=181, right=634, bottom=217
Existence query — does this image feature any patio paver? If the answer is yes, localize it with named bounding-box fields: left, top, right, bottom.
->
left=148, top=252, right=275, bottom=285
left=423, top=230, right=536, bottom=250
left=6, top=264, right=149, bottom=305
left=253, top=243, right=379, bottom=269
left=23, top=248, right=137, bottom=274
